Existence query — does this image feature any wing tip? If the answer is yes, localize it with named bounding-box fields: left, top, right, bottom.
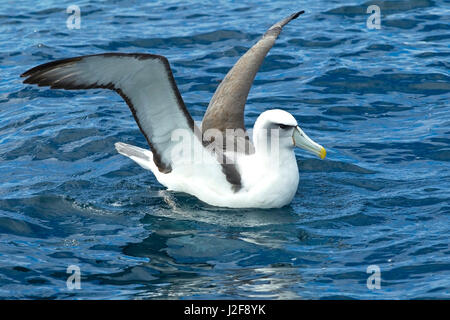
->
left=292, top=10, right=305, bottom=20
left=21, top=68, right=36, bottom=79
left=266, top=10, right=305, bottom=35
left=284, top=10, right=305, bottom=25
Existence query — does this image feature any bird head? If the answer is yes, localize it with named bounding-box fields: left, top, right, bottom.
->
left=253, top=109, right=326, bottom=159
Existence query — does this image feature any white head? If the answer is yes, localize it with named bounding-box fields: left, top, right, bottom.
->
left=253, top=109, right=326, bottom=159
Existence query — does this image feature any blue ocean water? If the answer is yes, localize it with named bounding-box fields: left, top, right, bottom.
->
left=0, top=0, right=449, bottom=299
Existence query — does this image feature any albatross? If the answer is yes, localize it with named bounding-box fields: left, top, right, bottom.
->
left=21, top=10, right=326, bottom=209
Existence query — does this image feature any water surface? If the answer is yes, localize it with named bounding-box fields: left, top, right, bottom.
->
left=0, top=0, right=449, bottom=299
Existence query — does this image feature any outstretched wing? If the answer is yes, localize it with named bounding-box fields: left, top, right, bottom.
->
left=21, top=53, right=194, bottom=173
left=21, top=53, right=243, bottom=191
left=201, top=11, right=304, bottom=154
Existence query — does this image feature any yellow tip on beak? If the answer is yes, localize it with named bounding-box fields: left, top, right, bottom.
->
left=293, top=126, right=327, bottom=160
left=320, top=147, right=326, bottom=159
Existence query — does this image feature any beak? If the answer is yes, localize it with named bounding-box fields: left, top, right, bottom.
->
left=293, top=126, right=326, bottom=159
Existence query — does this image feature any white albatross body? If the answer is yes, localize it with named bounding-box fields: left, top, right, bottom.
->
left=116, top=110, right=303, bottom=208
left=21, top=10, right=326, bottom=209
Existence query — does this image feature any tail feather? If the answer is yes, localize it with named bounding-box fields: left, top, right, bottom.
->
left=115, top=142, right=156, bottom=171
left=115, top=142, right=151, bottom=161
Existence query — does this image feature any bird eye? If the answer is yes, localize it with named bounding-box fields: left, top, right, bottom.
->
left=279, top=124, right=290, bottom=130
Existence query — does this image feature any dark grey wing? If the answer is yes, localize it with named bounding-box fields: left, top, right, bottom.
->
left=201, top=11, right=304, bottom=154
